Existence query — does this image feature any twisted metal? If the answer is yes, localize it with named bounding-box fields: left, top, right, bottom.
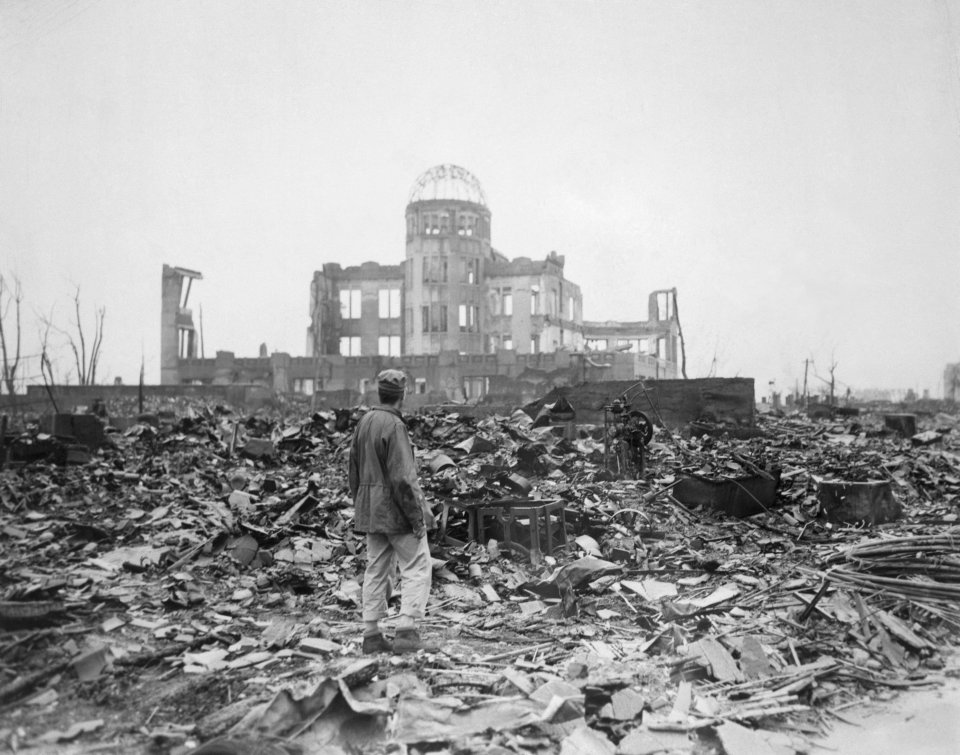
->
left=407, top=164, right=488, bottom=206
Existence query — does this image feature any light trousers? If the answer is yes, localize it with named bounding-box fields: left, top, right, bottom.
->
left=362, top=531, right=432, bottom=622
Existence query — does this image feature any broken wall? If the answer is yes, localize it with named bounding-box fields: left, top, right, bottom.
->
left=24, top=383, right=274, bottom=412
left=527, top=378, right=756, bottom=428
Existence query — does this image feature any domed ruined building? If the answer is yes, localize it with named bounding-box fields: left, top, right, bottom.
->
left=163, top=164, right=679, bottom=401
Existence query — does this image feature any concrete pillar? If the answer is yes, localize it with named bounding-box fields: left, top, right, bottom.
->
left=160, top=265, right=181, bottom=384
left=160, top=265, right=202, bottom=385
left=213, top=351, right=236, bottom=385
left=271, top=352, right=292, bottom=394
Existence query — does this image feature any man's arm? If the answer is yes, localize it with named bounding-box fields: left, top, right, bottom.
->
left=348, top=432, right=360, bottom=499
left=383, top=424, right=425, bottom=534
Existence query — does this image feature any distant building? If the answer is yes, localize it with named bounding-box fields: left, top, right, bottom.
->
left=161, top=165, right=680, bottom=402
left=305, top=165, right=678, bottom=364
left=945, top=362, right=960, bottom=401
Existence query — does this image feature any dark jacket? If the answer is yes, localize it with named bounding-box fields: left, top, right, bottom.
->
left=348, top=405, right=435, bottom=534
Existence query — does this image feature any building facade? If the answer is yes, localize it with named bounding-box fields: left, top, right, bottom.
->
left=162, top=165, right=680, bottom=401
left=306, top=165, right=677, bottom=364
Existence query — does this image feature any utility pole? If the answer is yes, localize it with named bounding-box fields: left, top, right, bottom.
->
left=828, top=360, right=838, bottom=406
left=671, top=289, right=688, bottom=379
left=802, top=359, right=810, bottom=409
left=199, top=304, right=205, bottom=359
left=138, top=356, right=145, bottom=415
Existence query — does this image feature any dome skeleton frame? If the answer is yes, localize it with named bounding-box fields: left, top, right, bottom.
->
left=407, top=164, right=488, bottom=207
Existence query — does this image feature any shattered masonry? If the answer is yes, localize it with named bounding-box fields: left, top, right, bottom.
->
left=1, top=397, right=959, bottom=753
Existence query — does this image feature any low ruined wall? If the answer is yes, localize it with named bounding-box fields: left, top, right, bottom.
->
left=523, top=378, right=756, bottom=427
left=19, top=384, right=273, bottom=413
left=12, top=377, right=755, bottom=428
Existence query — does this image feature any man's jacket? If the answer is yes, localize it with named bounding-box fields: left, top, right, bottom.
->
left=348, top=405, right=435, bottom=534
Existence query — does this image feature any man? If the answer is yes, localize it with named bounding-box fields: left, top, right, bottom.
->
left=349, top=369, right=435, bottom=654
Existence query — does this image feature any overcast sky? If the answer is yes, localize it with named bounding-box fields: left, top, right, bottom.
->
left=2, top=0, right=958, bottom=396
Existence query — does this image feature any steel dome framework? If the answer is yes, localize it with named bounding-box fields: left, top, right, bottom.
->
left=407, top=164, right=488, bottom=207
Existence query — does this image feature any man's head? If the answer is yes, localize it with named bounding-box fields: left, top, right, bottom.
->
left=377, top=369, right=406, bottom=405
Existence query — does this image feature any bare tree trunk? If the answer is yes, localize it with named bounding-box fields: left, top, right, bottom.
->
left=88, top=307, right=105, bottom=385
left=0, top=274, right=22, bottom=396
left=38, top=319, right=59, bottom=413
left=72, top=287, right=88, bottom=384
left=0, top=414, right=7, bottom=469
left=60, top=287, right=105, bottom=386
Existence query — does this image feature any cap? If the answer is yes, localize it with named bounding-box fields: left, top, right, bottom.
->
left=377, top=369, right=406, bottom=399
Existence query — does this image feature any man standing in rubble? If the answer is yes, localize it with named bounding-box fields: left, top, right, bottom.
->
left=349, top=369, right=435, bottom=654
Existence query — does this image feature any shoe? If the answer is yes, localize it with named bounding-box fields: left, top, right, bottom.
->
left=393, top=628, right=439, bottom=654
left=362, top=632, right=393, bottom=654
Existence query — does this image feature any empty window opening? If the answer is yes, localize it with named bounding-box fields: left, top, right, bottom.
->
left=378, top=288, right=401, bottom=319
left=423, top=257, right=448, bottom=283
left=424, top=214, right=442, bottom=235
left=457, top=213, right=477, bottom=236
left=458, top=304, right=479, bottom=332
left=656, top=292, right=674, bottom=321
left=178, top=328, right=196, bottom=359
left=340, top=288, right=361, bottom=319
left=422, top=304, right=448, bottom=332
left=463, top=376, right=489, bottom=400
left=378, top=335, right=401, bottom=356
left=293, top=378, right=315, bottom=396
left=339, top=336, right=361, bottom=356
left=464, top=258, right=479, bottom=284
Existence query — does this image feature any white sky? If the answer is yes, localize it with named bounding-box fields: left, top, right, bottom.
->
left=1, top=0, right=958, bottom=396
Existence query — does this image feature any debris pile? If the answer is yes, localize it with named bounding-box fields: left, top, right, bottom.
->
left=0, top=401, right=958, bottom=753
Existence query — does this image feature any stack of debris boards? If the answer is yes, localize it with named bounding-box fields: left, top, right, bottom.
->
left=0, top=399, right=958, bottom=754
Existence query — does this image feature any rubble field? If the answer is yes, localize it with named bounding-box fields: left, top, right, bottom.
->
left=1, top=398, right=959, bottom=754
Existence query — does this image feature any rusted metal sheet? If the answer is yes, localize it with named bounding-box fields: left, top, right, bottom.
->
left=672, top=473, right=779, bottom=517
left=817, top=480, right=901, bottom=524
